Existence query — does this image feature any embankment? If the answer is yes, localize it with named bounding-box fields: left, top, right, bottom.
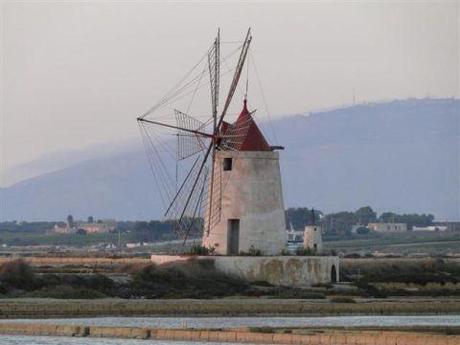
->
left=1, top=298, right=460, bottom=318
left=0, top=322, right=458, bottom=344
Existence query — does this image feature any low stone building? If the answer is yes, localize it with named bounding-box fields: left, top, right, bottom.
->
left=151, top=255, right=339, bottom=287
left=79, top=220, right=116, bottom=234
left=368, top=222, right=407, bottom=232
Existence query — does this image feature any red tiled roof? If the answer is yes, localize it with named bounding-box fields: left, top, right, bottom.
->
left=232, top=100, right=271, bottom=151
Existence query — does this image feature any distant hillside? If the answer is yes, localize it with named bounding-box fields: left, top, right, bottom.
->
left=0, top=98, right=458, bottom=221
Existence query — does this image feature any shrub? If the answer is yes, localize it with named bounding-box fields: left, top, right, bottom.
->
left=356, top=280, right=388, bottom=298
left=240, top=246, right=263, bottom=256
left=280, top=248, right=292, bottom=256
left=129, top=262, right=249, bottom=298
left=187, top=245, right=214, bottom=256
left=268, top=288, right=326, bottom=299
left=296, top=247, right=314, bottom=256
left=249, top=327, right=275, bottom=334
left=344, top=253, right=361, bottom=258
left=23, top=285, right=107, bottom=299
left=0, top=260, right=37, bottom=291
left=329, top=296, right=356, bottom=303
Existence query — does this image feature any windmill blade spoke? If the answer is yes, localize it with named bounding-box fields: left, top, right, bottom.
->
left=137, top=29, right=264, bottom=244
left=181, top=167, right=209, bottom=244
left=216, top=28, right=252, bottom=130
left=218, top=112, right=254, bottom=151
left=174, top=110, right=209, bottom=160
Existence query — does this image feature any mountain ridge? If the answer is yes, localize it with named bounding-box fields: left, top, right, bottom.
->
left=1, top=98, right=458, bottom=221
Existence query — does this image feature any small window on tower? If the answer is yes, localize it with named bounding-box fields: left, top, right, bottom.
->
left=223, top=158, right=233, bottom=171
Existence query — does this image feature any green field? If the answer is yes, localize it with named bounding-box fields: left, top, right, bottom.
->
left=0, top=231, right=128, bottom=247
left=1, top=228, right=459, bottom=257
left=324, top=231, right=460, bottom=255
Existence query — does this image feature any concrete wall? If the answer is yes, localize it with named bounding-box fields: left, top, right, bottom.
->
left=202, top=150, right=286, bottom=255
left=151, top=255, right=340, bottom=287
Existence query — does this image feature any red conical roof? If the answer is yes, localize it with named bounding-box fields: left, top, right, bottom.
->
left=233, top=100, right=271, bottom=151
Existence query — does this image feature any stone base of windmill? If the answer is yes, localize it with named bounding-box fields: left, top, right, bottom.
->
left=150, top=254, right=340, bottom=288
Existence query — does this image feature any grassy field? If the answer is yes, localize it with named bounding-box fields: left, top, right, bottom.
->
left=1, top=297, right=460, bottom=318
left=324, top=231, right=460, bottom=255
left=1, top=226, right=459, bottom=257
left=0, top=231, right=123, bottom=247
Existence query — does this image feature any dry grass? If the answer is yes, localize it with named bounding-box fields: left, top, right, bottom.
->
left=1, top=298, right=460, bottom=318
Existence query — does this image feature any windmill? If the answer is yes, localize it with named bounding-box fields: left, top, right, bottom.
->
left=137, top=29, right=286, bottom=254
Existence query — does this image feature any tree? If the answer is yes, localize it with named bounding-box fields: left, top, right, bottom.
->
left=87, top=216, right=94, bottom=223
left=378, top=212, right=434, bottom=229
left=76, top=228, right=87, bottom=235
left=379, top=212, right=398, bottom=223
left=285, top=208, right=322, bottom=229
left=134, top=221, right=150, bottom=242
left=354, top=206, right=377, bottom=225
left=66, top=215, right=74, bottom=228
left=322, top=211, right=355, bottom=237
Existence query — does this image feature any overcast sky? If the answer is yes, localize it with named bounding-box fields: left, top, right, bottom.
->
left=0, top=1, right=458, bottom=178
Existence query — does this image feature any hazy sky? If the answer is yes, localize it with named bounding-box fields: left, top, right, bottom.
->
left=0, top=1, right=458, bottom=178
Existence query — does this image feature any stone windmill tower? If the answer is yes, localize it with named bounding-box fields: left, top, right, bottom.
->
left=202, top=99, right=286, bottom=255
left=137, top=29, right=286, bottom=255
left=139, top=28, right=339, bottom=286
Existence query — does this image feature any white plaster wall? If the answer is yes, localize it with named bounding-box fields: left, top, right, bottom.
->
left=202, top=150, right=286, bottom=255
left=150, top=255, right=340, bottom=287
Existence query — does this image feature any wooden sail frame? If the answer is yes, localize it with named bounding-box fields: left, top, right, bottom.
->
left=137, top=28, right=253, bottom=242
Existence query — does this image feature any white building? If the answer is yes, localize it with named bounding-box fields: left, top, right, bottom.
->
left=368, top=223, right=407, bottom=233
left=287, top=229, right=304, bottom=242
left=412, top=225, right=447, bottom=232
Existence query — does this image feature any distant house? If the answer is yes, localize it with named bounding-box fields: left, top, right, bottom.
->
left=80, top=220, right=116, bottom=234
left=286, top=229, right=304, bottom=243
left=126, top=242, right=147, bottom=249
left=52, top=219, right=116, bottom=234
left=52, top=224, right=71, bottom=234
left=412, top=225, right=447, bottom=232
left=286, top=229, right=304, bottom=253
left=368, top=223, right=407, bottom=233
left=433, top=221, right=460, bottom=232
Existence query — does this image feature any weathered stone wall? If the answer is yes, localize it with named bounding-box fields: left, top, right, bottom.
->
left=151, top=255, right=340, bottom=287
left=0, top=323, right=458, bottom=345
left=214, top=256, right=339, bottom=287
left=202, top=150, right=286, bottom=255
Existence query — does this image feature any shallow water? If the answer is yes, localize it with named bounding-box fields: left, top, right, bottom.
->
left=2, top=315, right=460, bottom=329
left=0, top=335, right=246, bottom=345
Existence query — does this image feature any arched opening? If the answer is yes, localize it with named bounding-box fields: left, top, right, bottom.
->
left=331, top=265, right=337, bottom=283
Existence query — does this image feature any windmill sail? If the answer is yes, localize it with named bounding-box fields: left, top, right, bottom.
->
left=137, top=29, right=254, bottom=243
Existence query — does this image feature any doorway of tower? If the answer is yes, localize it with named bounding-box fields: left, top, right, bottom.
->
left=227, top=219, right=240, bottom=255
left=331, top=264, right=337, bottom=283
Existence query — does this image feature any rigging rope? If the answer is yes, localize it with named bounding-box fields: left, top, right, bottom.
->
left=250, top=50, right=279, bottom=146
